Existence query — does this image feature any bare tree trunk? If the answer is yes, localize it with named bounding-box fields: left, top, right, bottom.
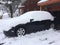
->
left=9, top=4, right=13, bottom=18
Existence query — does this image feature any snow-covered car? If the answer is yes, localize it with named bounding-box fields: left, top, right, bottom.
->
left=4, top=11, right=54, bottom=37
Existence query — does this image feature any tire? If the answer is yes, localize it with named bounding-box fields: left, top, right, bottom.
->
left=16, top=27, right=26, bottom=37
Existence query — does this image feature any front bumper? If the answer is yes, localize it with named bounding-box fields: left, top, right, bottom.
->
left=4, top=31, right=16, bottom=37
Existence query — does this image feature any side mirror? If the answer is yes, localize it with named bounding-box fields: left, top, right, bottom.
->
left=30, top=19, right=34, bottom=22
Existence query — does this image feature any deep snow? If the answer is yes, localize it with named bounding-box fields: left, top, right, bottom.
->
left=0, top=28, right=60, bottom=45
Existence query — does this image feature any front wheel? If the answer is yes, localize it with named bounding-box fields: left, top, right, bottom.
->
left=16, top=27, right=26, bottom=37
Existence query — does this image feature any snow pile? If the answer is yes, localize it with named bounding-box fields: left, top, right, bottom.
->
left=13, top=9, right=20, bottom=17
left=0, top=4, right=10, bottom=19
left=38, top=0, right=48, bottom=3
left=0, top=10, right=3, bottom=16
left=2, top=13, right=10, bottom=19
left=0, top=0, right=12, bottom=4
left=0, top=11, right=10, bottom=19
left=7, top=1, right=12, bottom=4
left=0, top=28, right=60, bottom=45
left=0, top=1, right=7, bottom=4
left=0, top=32, right=5, bottom=41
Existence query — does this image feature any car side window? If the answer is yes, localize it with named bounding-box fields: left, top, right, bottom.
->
left=30, top=21, right=41, bottom=25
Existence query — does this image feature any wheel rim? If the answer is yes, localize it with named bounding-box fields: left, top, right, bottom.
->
left=17, top=28, right=25, bottom=37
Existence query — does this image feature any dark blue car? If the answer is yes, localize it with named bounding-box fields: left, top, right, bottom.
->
left=4, top=11, right=54, bottom=37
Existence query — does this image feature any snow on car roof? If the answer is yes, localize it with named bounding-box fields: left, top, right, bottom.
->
left=21, top=11, right=54, bottom=21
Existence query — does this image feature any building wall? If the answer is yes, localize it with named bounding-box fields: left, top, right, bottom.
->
left=38, top=0, right=60, bottom=11
left=46, top=2, right=60, bottom=11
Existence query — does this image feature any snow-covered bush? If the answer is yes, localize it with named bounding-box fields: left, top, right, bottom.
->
left=0, top=4, right=10, bottom=19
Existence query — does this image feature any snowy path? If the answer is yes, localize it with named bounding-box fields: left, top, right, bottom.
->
left=0, top=28, right=60, bottom=45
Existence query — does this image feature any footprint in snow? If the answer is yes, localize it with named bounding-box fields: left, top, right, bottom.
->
left=49, top=41, right=55, bottom=44
left=39, top=38, right=48, bottom=41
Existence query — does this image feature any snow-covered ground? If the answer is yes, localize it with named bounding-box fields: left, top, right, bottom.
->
left=0, top=28, right=60, bottom=45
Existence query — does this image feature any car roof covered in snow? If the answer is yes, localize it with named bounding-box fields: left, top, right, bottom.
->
left=21, top=11, right=54, bottom=21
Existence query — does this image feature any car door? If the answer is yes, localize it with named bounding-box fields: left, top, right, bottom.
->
left=34, top=21, right=46, bottom=31
left=25, top=21, right=45, bottom=33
